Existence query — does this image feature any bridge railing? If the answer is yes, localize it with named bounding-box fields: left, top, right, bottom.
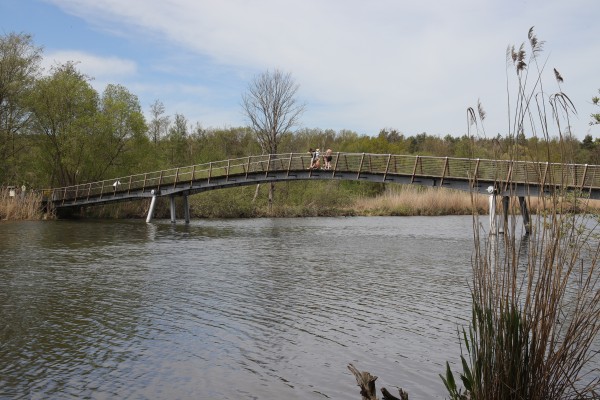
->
left=47, top=153, right=600, bottom=205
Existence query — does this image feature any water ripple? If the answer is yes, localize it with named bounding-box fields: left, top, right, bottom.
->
left=0, top=217, right=481, bottom=399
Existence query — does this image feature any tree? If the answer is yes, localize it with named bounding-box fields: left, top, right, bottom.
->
left=29, top=62, right=99, bottom=186
left=241, top=69, right=305, bottom=209
left=94, top=84, right=147, bottom=178
left=148, top=99, right=169, bottom=144
left=0, top=32, right=42, bottom=185
left=167, top=113, right=189, bottom=166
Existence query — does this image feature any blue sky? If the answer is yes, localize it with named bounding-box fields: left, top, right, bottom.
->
left=1, top=0, right=599, bottom=139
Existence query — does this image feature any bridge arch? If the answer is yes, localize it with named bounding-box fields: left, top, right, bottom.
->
left=46, top=152, right=600, bottom=230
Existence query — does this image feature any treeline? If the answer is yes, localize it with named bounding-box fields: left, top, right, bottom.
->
left=2, top=32, right=599, bottom=193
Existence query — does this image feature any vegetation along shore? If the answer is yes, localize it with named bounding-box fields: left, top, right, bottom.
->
left=1, top=31, right=600, bottom=221
left=3, top=183, right=599, bottom=221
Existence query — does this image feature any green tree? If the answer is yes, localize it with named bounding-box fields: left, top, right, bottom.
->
left=29, top=62, right=98, bottom=186
left=0, top=32, right=42, bottom=185
left=166, top=113, right=189, bottom=166
left=93, top=84, right=147, bottom=178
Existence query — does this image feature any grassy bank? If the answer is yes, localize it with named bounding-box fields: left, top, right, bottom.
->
left=5, top=182, right=600, bottom=221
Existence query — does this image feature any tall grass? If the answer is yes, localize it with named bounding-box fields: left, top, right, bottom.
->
left=354, top=186, right=600, bottom=217
left=0, top=188, right=45, bottom=220
left=442, top=28, right=600, bottom=399
left=354, top=185, right=488, bottom=216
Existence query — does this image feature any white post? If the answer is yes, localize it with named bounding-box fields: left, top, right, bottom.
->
left=146, top=190, right=157, bottom=223
left=170, top=195, right=177, bottom=223
left=183, top=194, right=190, bottom=224
left=487, top=186, right=497, bottom=235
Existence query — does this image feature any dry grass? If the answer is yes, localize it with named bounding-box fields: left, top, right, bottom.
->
left=353, top=185, right=488, bottom=216
left=0, top=188, right=45, bottom=220
left=353, top=185, right=600, bottom=217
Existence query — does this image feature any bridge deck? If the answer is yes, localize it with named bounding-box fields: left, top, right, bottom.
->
left=45, top=153, right=600, bottom=208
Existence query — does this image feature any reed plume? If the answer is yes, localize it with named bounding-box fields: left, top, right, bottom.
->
left=443, top=27, right=600, bottom=399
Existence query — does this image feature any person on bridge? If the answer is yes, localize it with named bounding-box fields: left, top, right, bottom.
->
left=308, top=148, right=320, bottom=169
left=314, top=148, right=321, bottom=169
left=324, top=149, right=333, bottom=170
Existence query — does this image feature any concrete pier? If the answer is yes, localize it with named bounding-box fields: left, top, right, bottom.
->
left=146, top=190, right=158, bottom=223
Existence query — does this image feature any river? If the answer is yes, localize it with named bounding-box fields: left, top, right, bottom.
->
left=0, top=216, right=511, bottom=398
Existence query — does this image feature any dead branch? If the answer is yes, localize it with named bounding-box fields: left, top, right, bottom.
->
left=348, top=364, right=409, bottom=400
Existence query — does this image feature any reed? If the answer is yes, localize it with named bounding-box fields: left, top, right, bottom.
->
left=349, top=28, right=600, bottom=400
left=443, top=197, right=600, bottom=399
left=0, top=188, right=44, bottom=220
left=353, top=186, right=600, bottom=217
left=354, top=186, right=489, bottom=216
left=442, top=28, right=600, bottom=399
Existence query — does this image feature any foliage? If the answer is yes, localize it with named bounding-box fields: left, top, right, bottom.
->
left=0, top=32, right=42, bottom=186
left=28, top=62, right=100, bottom=186
left=95, top=84, right=148, bottom=178
left=591, top=89, right=600, bottom=126
left=27, top=63, right=148, bottom=187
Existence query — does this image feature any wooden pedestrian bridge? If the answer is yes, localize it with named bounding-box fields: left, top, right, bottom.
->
left=44, top=152, right=600, bottom=227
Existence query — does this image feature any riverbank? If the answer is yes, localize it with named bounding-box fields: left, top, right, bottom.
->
left=3, top=184, right=599, bottom=221
left=0, top=188, right=45, bottom=220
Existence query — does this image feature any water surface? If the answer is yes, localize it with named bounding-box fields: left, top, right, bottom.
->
left=1, top=216, right=479, bottom=399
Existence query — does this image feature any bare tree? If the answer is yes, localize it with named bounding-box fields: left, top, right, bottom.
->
left=241, top=69, right=305, bottom=210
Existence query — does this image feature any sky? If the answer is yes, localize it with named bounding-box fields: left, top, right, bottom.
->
left=1, top=0, right=599, bottom=140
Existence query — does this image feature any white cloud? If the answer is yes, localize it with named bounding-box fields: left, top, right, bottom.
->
left=42, top=50, right=137, bottom=82
left=45, top=0, right=600, bottom=137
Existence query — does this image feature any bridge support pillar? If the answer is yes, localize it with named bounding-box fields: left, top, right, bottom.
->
left=183, top=194, right=190, bottom=224
left=146, top=191, right=158, bottom=223
left=488, top=188, right=497, bottom=235
left=519, top=196, right=530, bottom=234
left=499, top=196, right=510, bottom=234
left=170, top=195, right=176, bottom=223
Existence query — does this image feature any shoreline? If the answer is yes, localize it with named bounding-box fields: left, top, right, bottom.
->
left=3, top=186, right=599, bottom=221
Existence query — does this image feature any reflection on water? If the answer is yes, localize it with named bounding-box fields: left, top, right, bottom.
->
left=1, top=217, right=501, bottom=398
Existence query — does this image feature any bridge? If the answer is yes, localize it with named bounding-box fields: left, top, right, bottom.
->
left=45, top=152, right=600, bottom=230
